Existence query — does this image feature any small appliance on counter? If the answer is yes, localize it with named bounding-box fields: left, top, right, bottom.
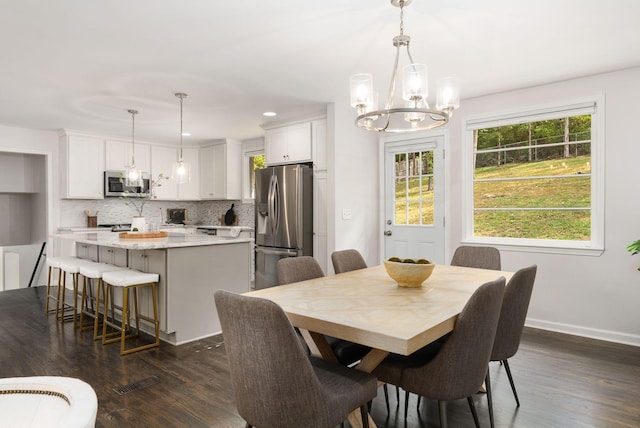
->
left=166, top=208, right=187, bottom=224
left=98, top=223, right=132, bottom=232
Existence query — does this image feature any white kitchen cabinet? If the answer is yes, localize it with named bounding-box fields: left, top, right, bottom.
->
left=105, top=139, right=150, bottom=173
left=200, top=139, right=242, bottom=200
left=128, top=249, right=168, bottom=332
left=151, top=145, right=200, bottom=200
left=265, top=122, right=312, bottom=165
left=75, top=242, right=99, bottom=261
left=311, top=118, right=328, bottom=273
left=99, top=246, right=128, bottom=267
left=312, top=119, right=327, bottom=170
left=59, top=132, right=105, bottom=199
left=151, top=145, right=179, bottom=200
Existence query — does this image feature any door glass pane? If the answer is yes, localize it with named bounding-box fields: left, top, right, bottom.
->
left=421, top=200, right=434, bottom=225
left=408, top=201, right=420, bottom=225
left=395, top=201, right=407, bottom=224
left=393, top=149, right=436, bottom=226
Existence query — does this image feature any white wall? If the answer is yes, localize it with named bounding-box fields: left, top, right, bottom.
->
left=331, top=96, right=380, bottom=271
left=445, top=67, right=640, bottom=346
left=0, top=124, right=58, bottom=287
left=330, top=67, right=640, bottom=346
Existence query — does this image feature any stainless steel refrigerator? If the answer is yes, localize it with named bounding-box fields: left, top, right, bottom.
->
left=254, top=164, right=313, bottom=289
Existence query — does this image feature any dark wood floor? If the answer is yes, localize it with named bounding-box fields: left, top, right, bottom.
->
left=1, top=286, right=639, bottom=427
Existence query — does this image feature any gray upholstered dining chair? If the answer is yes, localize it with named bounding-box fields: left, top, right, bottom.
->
left=214, top=290, right=377, bottom=428
left=277, top=256, right=370, bottom=366
left=372, top=277, right=506, bottom=428
left=450, top=245, right=501, bottom=271
left=277, top=256, right=325, bottom=285
left=331, top=249, right=367, bottom=274
left=485, top=265, right=537, bottom=428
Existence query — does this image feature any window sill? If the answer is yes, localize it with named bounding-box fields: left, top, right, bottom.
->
left=461, top=237, right=604, bottom=257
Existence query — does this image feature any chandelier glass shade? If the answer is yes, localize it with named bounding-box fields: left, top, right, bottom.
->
left=350, top=0, right=460, bottom=133
left=125, top=109, right=144, bottom=187
left=172, top=92, right=191, bottom=184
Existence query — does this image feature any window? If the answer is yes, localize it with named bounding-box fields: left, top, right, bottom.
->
left=242, top=149, right=265, bottom=202
left=394, top=150, right=435, bottom=225
left=463, top=98, right=604, bottom=252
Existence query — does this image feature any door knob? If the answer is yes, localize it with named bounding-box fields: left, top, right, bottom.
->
left=384, top=230, right=392, bottom=236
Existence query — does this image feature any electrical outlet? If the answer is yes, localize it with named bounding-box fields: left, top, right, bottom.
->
left=342, top=208, right=353, bottom=220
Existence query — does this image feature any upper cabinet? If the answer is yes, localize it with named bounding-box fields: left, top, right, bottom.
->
left=200, top=139, right=242, bottom=200
left=178, top=147, right=200, bottom=200
left=265, top=122, right=312, bottom=165
left=151, top=145, right=200, bottom=201
left=59, top=131, right=105, bottom=199
left=105, top=139, right=150, bottom=173
left=151, top=145, right=178, bottom=200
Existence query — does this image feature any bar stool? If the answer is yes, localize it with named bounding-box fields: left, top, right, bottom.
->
left=57, top=257, right=95, bottom=329
left=77, top=262, right=127, bottom=340
left=45, top=256, right=88, bottom=322
left=102, top=269, right=160, bottom=355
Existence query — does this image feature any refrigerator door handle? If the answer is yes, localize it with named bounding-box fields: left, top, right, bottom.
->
left=255, top=247, right=299, bottom=256
left=272, top=174, right=280, bottom=236
left=268, top=174, right=276, bottom=237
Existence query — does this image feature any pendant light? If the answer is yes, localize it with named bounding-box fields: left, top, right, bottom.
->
left=125, top=109, right=143, bottom=187
left=350, top=0, right=460, bottom=133
left=172, top=92, right=190, bottom=184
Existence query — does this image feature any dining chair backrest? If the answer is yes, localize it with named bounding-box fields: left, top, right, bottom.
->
left=401, top=277, right=506, bottom=401
left=331, top=249, right=367, bottom=274
left=214, top=290, right=376, bottom=428
left=450, top=245, right=501, bottom=271
left=277, top=256, right=324, bottom=285
left=491, top=265, right=537, bottom=361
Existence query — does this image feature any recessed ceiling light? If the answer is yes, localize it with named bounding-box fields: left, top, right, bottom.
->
left=263, top=111, right=277, bottom=117
left=181, top=132, right=191, bottom=137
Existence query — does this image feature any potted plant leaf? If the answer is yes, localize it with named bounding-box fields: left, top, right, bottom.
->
left=627, top=239, right=640, bottom=271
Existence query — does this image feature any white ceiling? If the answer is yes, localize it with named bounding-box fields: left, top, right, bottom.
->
left=1, top=0, right=639, bottom=145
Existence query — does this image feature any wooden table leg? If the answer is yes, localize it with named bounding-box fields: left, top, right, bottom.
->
left=299, top=332, right=390, bottom=428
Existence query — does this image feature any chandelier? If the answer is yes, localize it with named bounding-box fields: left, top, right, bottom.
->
left=124, top=109, right=143, bottom=187
left=350, top=0, right=460, bottom=133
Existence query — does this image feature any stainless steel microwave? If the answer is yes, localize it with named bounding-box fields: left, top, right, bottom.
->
left=104, top=171, right=150, bottom=197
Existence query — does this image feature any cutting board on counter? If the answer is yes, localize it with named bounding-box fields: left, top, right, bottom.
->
left=119, top=231, right=169, bottom=239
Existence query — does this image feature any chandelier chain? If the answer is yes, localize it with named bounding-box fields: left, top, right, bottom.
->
left=127, top=109, right=138, bottom=166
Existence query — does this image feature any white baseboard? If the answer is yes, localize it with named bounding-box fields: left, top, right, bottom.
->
left=526, top=318, right=640, bottom=347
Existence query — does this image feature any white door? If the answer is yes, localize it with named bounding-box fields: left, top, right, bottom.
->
left=383, top=136, right=445, bottom=263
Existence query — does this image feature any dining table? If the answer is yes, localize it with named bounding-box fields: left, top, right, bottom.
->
left=244, top=263, right=514, bottom=428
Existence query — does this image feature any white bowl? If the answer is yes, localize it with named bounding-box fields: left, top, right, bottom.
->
left=384, top=258, right=435, bottom=288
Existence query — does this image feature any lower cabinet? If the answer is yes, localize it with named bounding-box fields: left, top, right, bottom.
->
left=128, top=249, right=168, bottom=333
left=99, top=246, right=128, bottom=267
left=76, top=243, right=99, bottom=261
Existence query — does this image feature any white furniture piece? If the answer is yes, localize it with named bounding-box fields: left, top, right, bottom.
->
left=105, top=138, right=150, bottom=173
left=45, top=256, right=90, bottom=321
left=264, top=121, right=312, bottom=165
left=58, top=131, right=105, bottom=199
left=0, top=376, right=98, bottom=428
left=199, top=138, right=242, bottom=200
left=151, top=145, right=200, bottom=200
left=102, top=269, right=161, bottom=355
left=78, top=262, right=128, bottom=340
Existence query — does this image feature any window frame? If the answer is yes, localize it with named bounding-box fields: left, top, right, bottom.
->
left=461, top=96, right=605, bottom=255
left=241, top=139, right=264, bottom=204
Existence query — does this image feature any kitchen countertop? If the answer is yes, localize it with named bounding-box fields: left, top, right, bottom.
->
left=53, top=232, right=253, bottom=250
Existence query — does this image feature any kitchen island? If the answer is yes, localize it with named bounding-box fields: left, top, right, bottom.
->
left=53, top=232, right=253, bottom=345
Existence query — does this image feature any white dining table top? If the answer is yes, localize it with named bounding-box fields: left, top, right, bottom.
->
left=245, top=264, right=514, bottom=356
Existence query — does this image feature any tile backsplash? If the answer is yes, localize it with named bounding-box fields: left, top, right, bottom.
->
left=60, top=199, right=254, bottom=228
